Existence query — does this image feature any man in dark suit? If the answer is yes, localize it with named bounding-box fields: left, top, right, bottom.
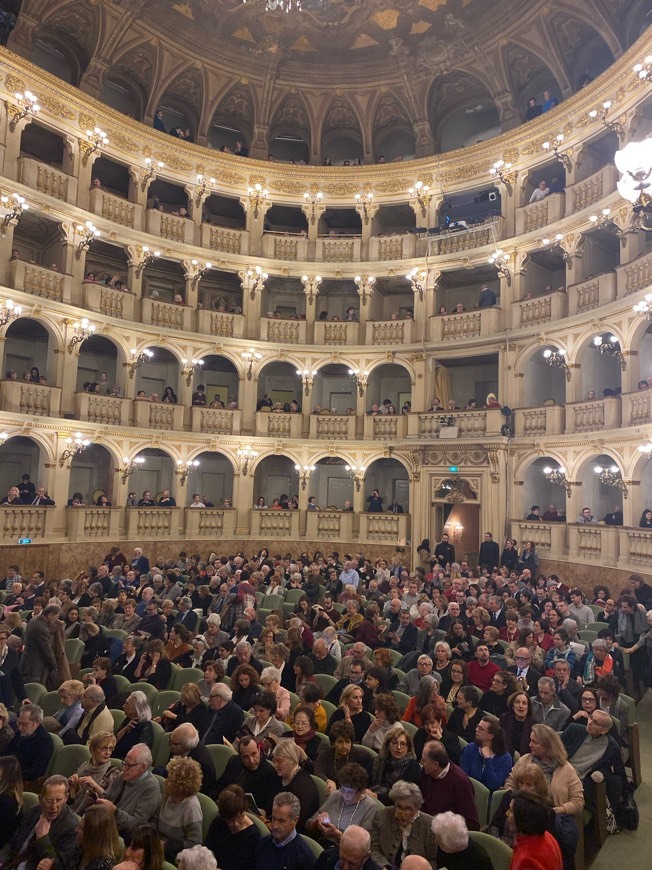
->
left=478, top=532, right=500, bottom=572
left=1, top=704, right=53, bottom=783
left=7, top=774, right=77, bottom=869
left=112, top=635, right=142, bottom=682
left=200, top=684, right=244, bottom=745
left=553, top=659, right=582, bottom=714
left=506, top=647, right=541, bottom=695
left=29, top=487, right=55, bottom=506
left=434, top=534, right=455, bottom=569
left=0, top=625, right=26, bottom=708
left=387, top=500, right=404, bottom=514
left=561, top=711, right=629, bottom=812
left=19, top=605, right=60, bottom=685
left=214, top=734, right=279, bottom=816
left=388, top=609, right=418, bottom=656
left=487, top=595, right=506, bottom=629
left=165, top=723, right=218, bottom=798
left=173, top=597, right=199, bottom=633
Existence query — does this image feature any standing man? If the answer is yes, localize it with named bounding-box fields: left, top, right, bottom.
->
left=478, top=533, right=500, bottom=572
left=434, top=533, right=455, bottom=569
left=19, top=604, right=60, bottom=685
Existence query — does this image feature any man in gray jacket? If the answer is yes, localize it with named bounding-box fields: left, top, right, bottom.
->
left=19, top=604, right=60, bottom=685
left=531, top=677, right=571, bottom=731
left=97, top=743, right=160, bottom=837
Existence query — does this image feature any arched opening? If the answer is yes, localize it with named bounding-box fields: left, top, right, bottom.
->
left=502, top=42, right=563, bottom=122
left=208, top=85, right=254, bottom=152
left=431, top=475, right=480, bottom=561
left=252, top=456, right=299, bottom=509
left=76, top=335, right=121, bottom=394
left=199, top=269, right=243, bottom=314
left=146, top=178, right=189, bottom=217
left=265, top=205, right=308, bottom=235
left=520, top=346, right=566, bottom=409
left=564, top=26, right=615, bottom=90
left=85, top=240, right=129, bottom=288
left=433, top=354, right=499, bottom=411
left=368, top=277, right=415, bottom=322
left=69, top=444, right=115, bottom=506
left=321, top=133, right=362, bottom=166
left=374, top=204, right=416, bottom=235
left=268, top=93, right=312, bottom=164
left=11, top=211, right=64, bottom=273
left=135, top=347, right=180, bottom=402
left=436, top=266, right=500, bottom=314
left=428, top=72, right=500, bottom=152
left=316, top=278, right=359, bottom=323
left=576, top=453, right=624, bottom=523
left=127, top=448, right=176, bottom=504
left=319, top=208, right=362, bottom=237
left=142, top=258, right=186, bottom=304
left=196, top=355, right=239, bottom=407
left=521, top=247, right=567, bottom=300
left=19, top=120, right=66, bottom=170
left=366, top=364, right=412, bottom=415
left=257, top=362, right=303, bottom=411
left=638, top=456, right=652, bottom=521
left=99, top=75, right=144, bottom=121
left=4, top=318, right=54, bottom=384
left=523, top=457, right=568, bottom=521
left=156, top=68, right=204, bottom=141
left=203, top=194, right=246, bottom=231
left=0, top=435, right=43, bottom=499
left=186, top=452, right=235, bottom=507
left=578, top=225, right=620, bottom=284
left=579, top=332, right=623, bottom=398
left=311, top=364, right=355, bottom=415
left=364, top=459, right=410, bottom=511
left=636, top=323, right=652, bottom=389
left=30, top=35, right=82, bottom=85
left=268, top=137, right=309, bottom=164
left=262, top=277, right=305, bottom=321
left=374, top=128, right=416, bottom=163
left=311, top=458, right=354, bottom=510
left=92, top=156, right=132, bottom=200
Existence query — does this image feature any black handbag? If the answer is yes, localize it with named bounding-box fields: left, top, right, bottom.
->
left=615, top=790, right=639, bottom=830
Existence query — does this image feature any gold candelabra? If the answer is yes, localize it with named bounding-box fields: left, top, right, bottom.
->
left=0, top=299, right=22, bottom=328
left=542, top=134, right=572, bottom=170
left=82, top=127, right=109, bottom=165
left=348, top=368, right=369, bottom=397
left=297, top=369, right=317, bottom=396
left=120, top=455, right=145, bottom=483
left=59, top=432, right=90, bottom=467
left=8, top=90, right=40, bottom=132
left=303, top=190, right=323, bottom=224
left=75, top=220, right=100, bottom=259
left=543, top=348, right=571, bottom=381
left=1, top=193, right=28, bottom=235
left=176, top=459, right=199, bottom=485
left=237, top=447, right=258, bottom=476
left=241, top=348, right=262, bottom=380
left=181, top=357, right=204, bottom=386
left=408, top=181, right=432, bottom=217
left=489, top=159, right=514, bottom=195
left=354, top=274, right=376, bottom=306
left=295, top=464, right=316, bottom=490
left=301, top=274, right=322, bottom=304
left=588, top=101, right=624, bottom=138
left=345, top=464, right=366, bottom=491
left=67, top=317, right=96, bottom=353
left=355, top=192, right=374, bottom=224
left=141, top=158, right=164, bottom=191
left=247, top=183, right=268, bottom=218
left=127, top=348, right=153, bottom=378
left=135, top=246, right=161, bottom=278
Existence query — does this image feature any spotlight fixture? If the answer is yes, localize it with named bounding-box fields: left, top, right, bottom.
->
left=176, top=459, right=199, bottom=485
left=120, top=455, right=145, bottom=484
left=0, top=193, right=28, bottom=235
left=355, top=192, right=374, bottom=224
left=303, top=190, right=323, bottom=224
left=408, top=181, right=432, bottom=217
left=67, top=317, right=96, bottom=353
left=237, top=447, right=258, bottom=476
left=181, top=357, right=204, bottom=386
left=195, top=174, right=216, bottom=206
left=8, top=90, right=40, bottom=132
left=241, top=348, right=262, bottom=380
left=593, top=334, right=625, bottom=368
left=127, top=348, right=153, bottom=378
left=543, top=348, right=571, bottom=381
left=488, top=249, right=511, bottom=285
left=348, top=368, right=369, bottom=397
left=594, top=464, right=628, bottom=496
left=542, top=134, right=572, bottom=170
left=135, top=247, right=161, bottom=279
left=59, top=432, right=91, bottom=467
left=406, top=267, right=427, bottom=301
left=294, top=464, right=316, bottom=490
left=489, top=159, right=514, bottom=195
left=82, top=127, right=109, bottom=165
left=588, top=101, right=624, bottom=138
left=345, top=464, right=366, bottom=491
left=543, top=465, right=571, bottom=495
left=0, top=299, right=22, bottom=328
left=75, top=220, right=100, bottom=259
left=141, top=158, right=164, bottom=191
left=301, top=274, right=322, bottom=305
left=247, top=183, right=268, bottom=219
left=354, top=274, right=376, bottom=306
left=246, top=265, right=268, bottom=299
left=296, top=368, right=317, bottom=396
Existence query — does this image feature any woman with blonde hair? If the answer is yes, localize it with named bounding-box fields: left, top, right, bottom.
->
left=0, top=756, right=22, bottom=848
left=158, top=682, right=205, bottom=732
left=42, top=679, right=84, bottom=735
left=157, top=756, right=203, bottom=862
left=327, top=683, right=373, bottom=744
left=68, top=730, right=120, bottom=813
left=0, top=704, right=13, bottom=753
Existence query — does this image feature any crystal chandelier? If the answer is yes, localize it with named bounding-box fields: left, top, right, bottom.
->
left=242, top=0, right=314, bottom=13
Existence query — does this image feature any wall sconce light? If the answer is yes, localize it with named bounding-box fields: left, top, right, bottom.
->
left=303, top=190, right=323, bottom=224
left=638, top=440, right=652, bottom=455
left=0, top=193, right=28, bottom=235
left=345, top=464, right=366, bottom=491
left=348, top=368, right=369, bottom=397
left=633, top=292, right=652, bottom=319
left=241, top=348, right=262, bottom=380
left=543, top=464, right=571, bottom=495
left=489, top=159, right=513, bottom=195
left=634, top=56, right=652, bottom=82
left=355, top=191, right=374, bottom=224
left=588, top=101, right=624, bottom=138
left=181, top=357, right=204, bottom=386
left=0, top=432, right=8, bottom=445
left=543, top=347, right=571, bottom=380
left=141, top=158, right=164, bottom=192
left=0, top=299, right=22, bottom=328
left=301, top=274, right=322, bottom=305
left=247, top=265, right=268, bottom=299
left=615, top=138, right=652, bottom=228
left=195, top=173, right=216, bottom=206
left=247, top=182, right=268, bottom=218
left=75, top=220, right=100, bottom=259
left=67, top=317, right=96, bottom=353
left=135, top=246, right=161, bottom=278
left=593, top=334, right=626, bottom=368
left=447, top=521, right=464, bottom=541
left=405, top=267, right=427, bottom=301
left=354, top=274, right=376, bottom=306
left=542, top=134, right=572, bottom=170
left=59, top=432, right=90, bottom=466
left=8, top=90, right=40, bottom=132
left=237, top=447, right=258, bottom=476
left=294, top=464, right=316, bottom=490
left=127, top=347, right=153, bottom=378
left=595, top=464, right=628, bottom=497
left=190, top=259, right=212, bottom=287
left=120, top=455, right=145, bottom=483
left=408, top=181, right=432, bottom=217
left=488, top=249, right=511, bottom=285
left=541, top=233, right=571, bottom=263
left=588, top=207, right=624, bottom=242
left=82, top=127, right=109, bottom=166
left=176, top=458, right=199, bottom=485
left=296, top=368, right=317, bottom=396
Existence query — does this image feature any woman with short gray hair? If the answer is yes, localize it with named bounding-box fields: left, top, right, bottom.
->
left=431, top=811, right=493, bottom=868
left=370, top=779, right=436, bottom=868
left=176, top=844, right=218, bottom=870
left=114, top=691, right=153, bottom=760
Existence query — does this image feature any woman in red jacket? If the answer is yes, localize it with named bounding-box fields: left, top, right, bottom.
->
left=510, top=790, right=563, bottom=870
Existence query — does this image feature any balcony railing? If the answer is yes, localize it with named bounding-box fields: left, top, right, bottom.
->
left=250, top=509, right=300, bottom=537
left=309, top=414, right=356, bottom=440
left=185, top=508, right=237, bottom=538
left=566, top=396, right=621, bottom=433
left=514, top=405, right=565, bottom=437
left=306, top=510, right=355, bottom=540
left=369, top=234, right=416, bottom=261
left=516, top=192, right=565, bottom=234
left=89, top=188, right=140, bottom=228
left=0, top=380, right=61, bottom=417
left=363, top=415, right=407, bottom=440
left=0, top=506, right=55, bottom=541
left=83, top=283, right=135, bottom=319
left=75, top=392, right=130, bottom=426
left=568, top=523, right=619, bottom=565
left=366, top=319, right=414, bottom=346
left=316, top=238, right=361, bottom=262
left=429, top=221, right=500, bottom=256
left=262, top=233, right=308, bottom=261
left=617, top=249, right=652, bottom=298
left=513, top=290, right=567, bottom=328
left=126, top=507, right=182, bottom=538
left=133, top=400, right=184, bottom=431
left=623, top=391, right=651, bottom=426
left=196, top=309, right=245, bottom=339
left=256, top=412, right=303, bottom=439
left=67, top=506, right=122, bottom=542
left=9, top=260, right=68, bottom=303
left=407, top=408, right=504, bottom=439
left=18, top=156, right=69, bottom=201
left=191, top=407, right=241, bottom=435
left=568, top=272, right=617, bottom=315
left=568, top=165, right=618, bottom=215
left=141, top=298, right=192, bottom=331
left=509, top=520, right=567, bottom=556
left=145, top=209, right=194, bottom=244
left=260, top=318, right=306, bottom=344
left=202, top=225, right=247, bottom=255
left=359, top=513, right=409, bottom=545
left=313, top=321, right=359, bottom=346
left=619, top=528, right=652, bottom=569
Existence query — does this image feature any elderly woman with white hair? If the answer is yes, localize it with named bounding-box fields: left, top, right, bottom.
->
left=176, top=845, right=218, bottom=870
left=370, top=780, right=437, bottom=868
left=259, top=666, right=291, bottom=720
left=431, top=811, right=493, bottom=869
left=198, top=613, right=228, bottom=651
left=113, top=691, right=153, bottom=759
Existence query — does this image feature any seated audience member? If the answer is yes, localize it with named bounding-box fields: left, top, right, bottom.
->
left=0, top=703, right=52, bottom=784
left=459, top=714, right=513, bottom=791
left=114, top=690, right=154, bottom=759
left=431, top=811, right=493, bottom=870
left=419, top=741, right=480, bottom=829
left=66, top=685, right=114, bottom=746
left=114, top=823, right=164, bottom=870
left=501, top=690, right=535, bottom=757
left=327, top=684, right=373, bottom=744
left=270, top=739, right=320, bottom=832
left=362, top=693, right=403, bottom=750
left=112, top=635, right=142, bottom=682
left=254, top=792, right=317, bottom=870
left=68, top=729, right=121, bottom=814
left=510, top=791, right=563, bottom=870
left=315, top=825, right=377, bottom=870
left=446, top=685, right=483, bottom=741
left=369, top=724, right=421, bottom=804
left=412, top=703, right=461, bottom=764
left=97, top=743, right=161, bottom=838
left=314, top=719, right=373, bottom=789
left=204, top=784, right=261, bottom=870
left=307, top=762, right=377, bottom=843
left=42, top=679, right=84, bottom=737
left=216, top=734, right=278, bottom=816
left=156, top=756, right=203, bottom=862
left=158, top=683, right=206, bottom=733
left=200, top=683, right=244, bottom=744
left=531, top=677, right=571, bottom=731
left=6, top=774, right=77, bottom=867
left=240, top=689, right=286, bottom=745
left=370, top=780, right=437, bottom=869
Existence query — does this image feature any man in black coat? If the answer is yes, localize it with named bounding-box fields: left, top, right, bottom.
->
left=506, top=647, right=541, bottom=696
left=1, top=704, right=53, bottom=783
left=316, top=825, right=381, bottom=870
left=0, top=624, right=26, bottom=708
left=561, top=712, right=629, bottom=811
left=199, top=684, right=244, bottom=745
left=19, top=605, right=60, bottom=685
left=388, top=609, right=418, bottom=655
left=215, top=735, right=280, bottom=816
left=161, top=723, right=218, bottom=797
left=112, top=635, right=142, bottom=682
left=434, top=533, right=455, bottom=569
left=478, top=533, right=500, bottom=572
left=6, top=775, right=77, bottom=869
left=173, top=597, right=199, bottom=633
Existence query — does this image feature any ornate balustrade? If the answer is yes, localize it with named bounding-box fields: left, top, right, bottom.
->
left=316, top=238, right=361, bottom=262
left=514, top=405, right=565, bottom=437
left=359, top=512, right=409, bottom=545
left=250, top=508, right=300, bottom=538
left=190, top=406, right=241, bottom=435
left=313, top=321, right=359, bottom=346
left=145, top=209, right=194, bottom=244
left=0, top=380, right=61, bottom=417
left=568, top=523, right=619, bottom=565
left=74, top=391, right=130, bottom=426
left=141, top=298, right=192, bottom=331
left=568, top=272, right=617, bottom=315
left=83, top=282, right=135, bottom=319
left=623, top=391, right=651, bottom=426
left=513, top=290, right=567, bottom=328
left=18, top=156, right=70, bottom=202
left=509, top=520, right=567, bottom=556
left=185, top=507, right=237, bottom=539
left=363, top=414, right=407, bottom=440
left=617, top=249, right=652, bottom=298
left=126, top=507, right=182, bottom=539
left=567, top=165, right=618, bottom=215
left=516, top=193, right=565, bottom=234
left=368, top=234, right=415, bottom=261
left=0, top=506, right=55, bottom=541
left=408, top=408, right=503, bottom=438
left=132, top=399, right=184, bottom=431
left=262, top=233, right=308, bottom=261
left=260, top=317, right=306, bottom=344
left=202, top=225, right=247, bottom=255
left=306, top=510, right=355, bottom=541
left=365, top=318, right=414, bottom=346
left=566, top=396, right=622, bottom=433
left=9, top=259, right=68, bottom=302
left=429, top=221, right=500, bottom=255
left=309, top=414, right=356, bottom=440
left=196, top=309, right=245, bottom=338
left=89, top=188, right=139, bottom=228
left=255, top=411, right=303, bottom=439
left=431, top=307, right=502, bottom=342
left=618, top=528, right=652, bottom=570
left=66, top=506, right=122, bottom=541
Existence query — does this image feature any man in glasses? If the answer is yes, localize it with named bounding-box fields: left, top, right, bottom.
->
left=97, top=743, right=160, bottom=838
left=6, top=775, right=77, bottom=868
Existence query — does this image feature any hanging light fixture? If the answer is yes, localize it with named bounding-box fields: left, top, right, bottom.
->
left=242, top=0, right=320, bottom=12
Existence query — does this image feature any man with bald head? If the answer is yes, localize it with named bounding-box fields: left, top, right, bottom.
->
left=317, top=824, right=381, bottom=870
left=164, top=723, right=217, bottom=797
left=400, top=857, right=432, bottom=870
left=310, top=637, right=337, bottom=675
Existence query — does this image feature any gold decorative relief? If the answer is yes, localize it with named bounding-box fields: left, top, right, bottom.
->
left=79, top=112, right=96, bottom=132
left=108, top=131, right=139, bottom=154
left=36, top=94, right=75, bottom=120
left=5, top=74, right=25, bottom=94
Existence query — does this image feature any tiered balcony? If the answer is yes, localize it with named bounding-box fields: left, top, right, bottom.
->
left=306, top=510, right=355, bottom=540
left=133, top=400, right=185, bottom=431
left=313, top=321, right=359, bottom=346
left=565, top=396, right=621, bottom=433
left=408, top=409, right=504, bottom=439
left=75, top=392, right=130, bottom=426
left=513, top=290, right=567, bottom=329
left=363, top=415, right=407, bottom=440
left=430, top=308, right=502, bottom=342
left=515, top=193, right=565, bottom=234
left=617, top=249, right=652, bottom=298
left=196, top=309, right=245, bottom=339
left=145, top=209, right=194, bottom=244
left=256, top=412, right=303, bottom=439
left=191, top=407, right=242, bottom=435
left=9, top=259, right=69, bottom=303
left=202, top=225, right=247, bottom=256
left=369, top=234, right=415, bottom=261
left=514, top=405, right=565, bottom=437
left=18, top=156, right=71, bottom=202
left=309, top=414, right=356, bottom=440
left=623, top=391, right=651, bottom=426
left=260, top=317, right=306, bottom=344
left=66, top=506, right=122, bottom=542
left=428, top=219, right=502, bottom=256
left=618, top=528, right=652, bottom=570
left=0, top=506, right=56, bottom=542
left=83, top=282, right=135, bottom=319
left=0, top=380, right=61, bottom=417
left=568, top=272, right=617, bottom=315
left=141, top=298, right=193, bottom=331
left=568, top=523, right=619, bottom=565
left=359, top=513, right=409, bottom=545
left=126, top=507, right=183, bottom=539
left=89, top=188, right=140, bottom=228
left=365, top=319, right=415, bottom=346
left=185, top=508, right=237, bottom=539
left=250, top=508, right=300, bottom=538
left=316, top=237, right=361, bottom=263
left=262, top=233, right=308, bottom=261
left=567, top=165, right=618, bottom=215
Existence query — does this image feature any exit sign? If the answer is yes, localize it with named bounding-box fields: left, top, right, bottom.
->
left=449, top=466, right=459, bottom=473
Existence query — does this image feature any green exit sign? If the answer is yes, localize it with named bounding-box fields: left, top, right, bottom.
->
left=449, top=466, right=459, bottom=473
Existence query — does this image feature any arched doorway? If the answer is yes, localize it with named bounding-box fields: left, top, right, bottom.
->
left=186, top=452, right=235, bottom=507
left=128, top=448, right=176, bottom=503
left=69, top=444, right=115, bottom=505
left=252, top=456, right=299, bottom=508
left=0, top=435, right=43, bottom=498
left=431, top=476, right=480, bottom=564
